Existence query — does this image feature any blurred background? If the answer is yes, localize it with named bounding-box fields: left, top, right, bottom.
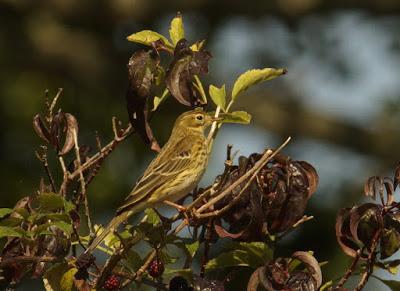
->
left=1, top=0, right=400, bottom=290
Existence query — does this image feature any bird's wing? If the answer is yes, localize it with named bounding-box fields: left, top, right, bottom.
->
left=116, top=135, right=200, bottom=214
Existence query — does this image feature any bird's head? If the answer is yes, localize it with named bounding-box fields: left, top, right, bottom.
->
left=173, top=108, right=222, bottom=134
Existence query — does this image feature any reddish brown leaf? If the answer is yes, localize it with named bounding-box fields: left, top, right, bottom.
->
left=336, top=208, right=359, bottom=257
left=59, top=113, right=78, bottom=155
left=33, top=114, right=50, bottom=143
left=292, top=251, right=322, bottom=289
left=126, top=49, right=161, bottom=151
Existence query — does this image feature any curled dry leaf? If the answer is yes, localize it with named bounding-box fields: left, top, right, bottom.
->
left=33, top=114, right=50, bottom=143
left=126, top=49, right=161, bottom=151
left=335, top=208, right=359, bottom=258
left=58, top=113, right=78, bottom=155
left=211, top=152, right=318, bottom=241
left=251, top=252, right=322, bottom=291
left=292, top=251, right=322, bottom=289
left=165, top=38, right=212, bottom=107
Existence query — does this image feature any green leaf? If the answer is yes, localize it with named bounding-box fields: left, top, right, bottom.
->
left=185, top=241, right=200, bottom=259
left=34, top=193, right=65, bottom=212
left=63, top=200, right=75, bottom=213
left=169, top=13, right=185, bottom=46
left=231, top=68, right=287, bottom=101
left=145, top=208, right=161, bottom=226
left=220, top=111, right=251, bottom=124
left=209, top=84, right=226, bottom=110
left=190, top=40, right=205, bottom=52
left=0, top=226, right=24, bottom=238
left=0, top=208, right=13, bottom=219
left=127, top=30, right=172, bottom=48
left=60, top=268, right=77, bottom=291
left=152, top=89, right=169, bottom=112
left=43, top=262, right=69, bottom=291
left=0, top=217, right=23, bottom=227
left=53, top=221, right=72, bottom=237
left=154, top=66, right=166, bottom=86
left=206, top=241, right=272, bottom=271
left=124, top=250, right=143, bottom=272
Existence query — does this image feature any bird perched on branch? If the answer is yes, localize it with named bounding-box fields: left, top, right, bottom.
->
left=85, top=108, right=221, bottom=253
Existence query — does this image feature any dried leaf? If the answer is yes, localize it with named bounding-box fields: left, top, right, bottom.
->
left=231, top=68, right=287, bottom=101
left=33, top=114, right=50, bottom=143
left=166, top=39, right=211, bottom=106
left=58, top=113, right=78, bottom=155
left=126, top=49, right=161, bottom=151
left=292, top=251, right=322, bottom=288
left=336, top=208, right=359, bottom=257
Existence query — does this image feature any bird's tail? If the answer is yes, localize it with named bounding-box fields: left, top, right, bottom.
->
left=84, top=211, right=131, bottom=254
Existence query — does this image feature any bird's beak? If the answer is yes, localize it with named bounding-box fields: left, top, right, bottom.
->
left=205, top=114, right=223, bottom=126
left=210, top=116, right=223, bottom=122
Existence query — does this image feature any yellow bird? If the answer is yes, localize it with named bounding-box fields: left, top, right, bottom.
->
left=86, top=108, right=220, bottom=253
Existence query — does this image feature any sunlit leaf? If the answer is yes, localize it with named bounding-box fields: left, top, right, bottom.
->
left=169, top=13, right=185, bottom=46
left=185, top=241, right=200, bottom=258
left=190, top=40, right=205, bottom=52
left=60, top=268, right=78, bottom=291
left=145, top=208, right=161, bottom=226
left=152, top=89, right=169, bottom=112
left=209, top=84, right=226, bottom=110
left=231, top=68, right=287, bottom=101
left=43, top=262, right=69, bottom=291
left=127, top=30, right=172, bottom=48
left=219, top=111, right=251, bottom=124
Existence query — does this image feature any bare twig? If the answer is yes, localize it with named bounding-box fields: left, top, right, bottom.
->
left=35, top=147, right=57, bottom=192
left=72, top=128, right=93, bottom=237
left=336, top=249, right=361, bottom=288
left=69, top=124, right=133, bottom=181
left=0, top=256, right=57, bottom=267
left=355, top=230, right=381, bottom=291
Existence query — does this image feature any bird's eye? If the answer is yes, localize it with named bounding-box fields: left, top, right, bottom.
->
left=196, top=115, right=203, bottom=121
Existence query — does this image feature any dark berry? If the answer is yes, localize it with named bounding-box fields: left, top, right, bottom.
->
left=103, top=274, right=120, bottom=290
left=148, top=259, right=164, bottom=278
left=169, top=276, right=190, bottom=291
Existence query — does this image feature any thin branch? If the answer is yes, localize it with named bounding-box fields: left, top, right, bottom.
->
left=72, top=128, right=93, bottom=237
left=0, top=256, right=57, bottom=267
left=336, top=249, right=361, bottom=288
left=355, top=230, right=381, bottom=291
left=69, top=124, right=133, bottom=181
